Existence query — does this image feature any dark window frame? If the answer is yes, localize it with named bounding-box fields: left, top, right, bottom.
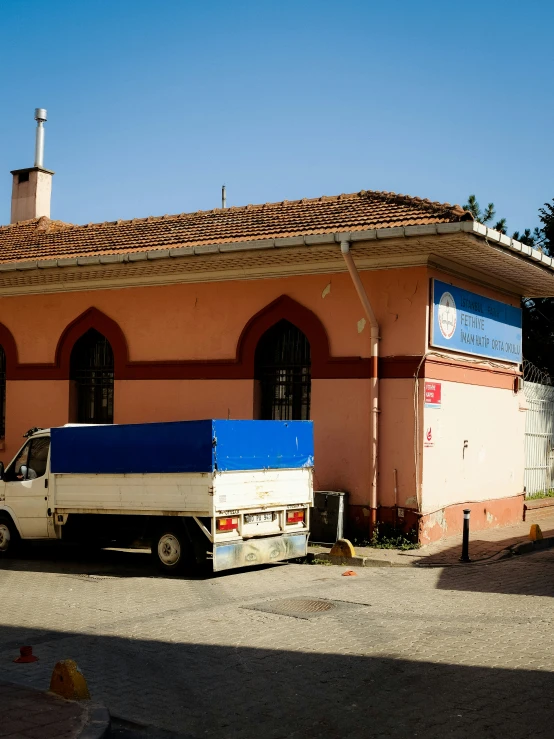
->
left=70, top=329, right=114, bottom=424
left=0, top=345, right=6, bottom=438
left=255, top=320, right=311, bottom=421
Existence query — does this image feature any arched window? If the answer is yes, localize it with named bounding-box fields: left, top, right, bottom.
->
left=0, top=346, right=5, bottom=438
left=70, top=329, right=114, bottom=424
left=255, top=320, right=311, bottom=420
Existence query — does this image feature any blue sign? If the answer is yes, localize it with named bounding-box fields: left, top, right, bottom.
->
left=430, top=280, right=522, bottom=364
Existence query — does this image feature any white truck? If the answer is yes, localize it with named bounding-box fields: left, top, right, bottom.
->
left=0, top=420, right=314, bottom=572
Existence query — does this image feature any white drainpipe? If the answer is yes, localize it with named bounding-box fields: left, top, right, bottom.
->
left=340, top=240, right=379, bottom=535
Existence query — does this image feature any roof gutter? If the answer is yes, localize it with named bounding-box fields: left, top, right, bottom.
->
left=340, top=240, right=379, bottom=536
left=0, top=221, right=552, bottom=274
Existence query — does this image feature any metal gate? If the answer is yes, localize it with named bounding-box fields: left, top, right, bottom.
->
left=524, top=362, right=554, bottom=497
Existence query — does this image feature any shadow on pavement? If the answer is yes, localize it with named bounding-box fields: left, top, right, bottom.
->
left=434, top=549, right=554, bottom=597
left=410, top=523, right=554, bottom=568
left=110, top=715, right=195, bottom=738
left=0, top=543, right=157, bottom=578
left=0, top=542, right=285, bottom=581
left=0, top=623, right=552, bottom=738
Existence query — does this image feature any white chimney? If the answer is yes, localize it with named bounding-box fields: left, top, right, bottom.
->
left=10, top=108, right=54, bottom=223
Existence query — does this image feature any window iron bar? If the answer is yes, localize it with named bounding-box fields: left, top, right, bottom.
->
left=255, top=320, right=311, bottom=421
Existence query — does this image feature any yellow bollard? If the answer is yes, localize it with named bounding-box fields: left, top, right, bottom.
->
left=330, top=538, right=356, bottom=558
left=49, top=660, right=91, bottom=700
left=529, top=524, right=543, bottom=541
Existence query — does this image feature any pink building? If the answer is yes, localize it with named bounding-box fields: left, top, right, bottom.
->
left=2, top=150, right=554, bottom=544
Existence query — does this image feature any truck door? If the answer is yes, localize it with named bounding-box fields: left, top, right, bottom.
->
left=4, top=436, right=51, bottom=538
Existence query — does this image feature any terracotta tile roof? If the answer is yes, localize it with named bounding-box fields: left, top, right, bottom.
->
left=0, top=190, right=472, bottom=264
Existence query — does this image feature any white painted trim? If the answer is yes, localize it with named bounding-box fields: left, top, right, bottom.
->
left=0, top=221, right=552, bottom=302
left=0, top=221, right=550, bottom=274
left=428, top=257, right=521, bottom=299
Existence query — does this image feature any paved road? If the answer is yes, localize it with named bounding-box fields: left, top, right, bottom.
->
left=0, top=544, right=553, bottom=738
left=0, top=679, right=87, bottom=739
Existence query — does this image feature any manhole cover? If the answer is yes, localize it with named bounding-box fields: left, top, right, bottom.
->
left=277, top=599, right=336, bottom=614
left=245, top=597, right=346, bottom=619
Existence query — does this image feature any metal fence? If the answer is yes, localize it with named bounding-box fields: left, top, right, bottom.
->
left=524, top=361, right=554, bottom=497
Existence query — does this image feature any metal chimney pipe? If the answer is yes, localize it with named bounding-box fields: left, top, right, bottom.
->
left=222, top=185, right=226, bottom=209
left=34, top=108, right=47, bottom=168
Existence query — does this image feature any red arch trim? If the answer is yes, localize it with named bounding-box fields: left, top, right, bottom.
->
left=127, top=295, right=371, bottom=380
left=55, top=308, right=129, bottom=380
left=236, top=295, right=331, bottom=375
left=9, top=308, right=129, bottom=381
left=7, top=298, right=372, bottom=381
left=0, top=323, right=19, bottom=380
left=236, top=295, right=370, bottom=378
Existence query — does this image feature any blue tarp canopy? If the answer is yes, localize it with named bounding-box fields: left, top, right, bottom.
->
left=50, top=420, right=314, bottom=475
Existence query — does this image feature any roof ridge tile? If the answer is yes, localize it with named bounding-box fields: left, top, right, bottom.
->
left=0, top=187, right=473, bottom=264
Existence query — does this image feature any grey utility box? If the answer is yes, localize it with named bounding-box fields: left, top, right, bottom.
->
left=310, top=491, right=348, bottom=544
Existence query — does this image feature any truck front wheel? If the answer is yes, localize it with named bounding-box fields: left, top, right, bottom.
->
left=0, top=516, right=19, bottom=557
left=152, top=527, right=189, bottom=574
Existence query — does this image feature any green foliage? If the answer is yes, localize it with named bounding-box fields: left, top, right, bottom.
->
left=465, top=193, right=549, bottom=250
left=482, top=202, right=495, bottom=223
left=523, top=296, right=554, bottom=374
left=462, top=193, right=554, bottom=373
left=309, top=557, right=333, bottom=565
left=539, top=198, right=554, bottom=254
left=463, top=195, right=496, bottom=224
left=353, top=523, right=420, bottom=550
left=463, top=194, right=507, bottom=234
left=521, top=199, right=554, bottom=374
left=494, top=218, right=507, bottom=235
left=525, top=489, right=554, bottom=500
left=513, top=228, right=542, bottom=247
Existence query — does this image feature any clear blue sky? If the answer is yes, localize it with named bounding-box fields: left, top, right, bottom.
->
left=0, top=0, right=551, bottom=233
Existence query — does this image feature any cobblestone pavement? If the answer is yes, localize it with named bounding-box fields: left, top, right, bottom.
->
left=311, top=509, right=554, bottom=567
left=0, top=545, right=553, bottom=738
left=0, top=680, right=86, bottom=739
left=413, top=509, right=554, bottom=565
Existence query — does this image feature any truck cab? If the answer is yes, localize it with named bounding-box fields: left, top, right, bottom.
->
left=0, top=430, right=55, bottom=548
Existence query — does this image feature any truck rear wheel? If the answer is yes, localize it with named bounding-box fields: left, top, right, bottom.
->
left=0, top=515, right=19, bottom=557
left=152, top=527, right=189, bottom=574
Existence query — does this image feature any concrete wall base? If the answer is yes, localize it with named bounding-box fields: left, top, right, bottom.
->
left=347, top=495, right=525, bottom=545
left=416, top=495, right=525, bottom=545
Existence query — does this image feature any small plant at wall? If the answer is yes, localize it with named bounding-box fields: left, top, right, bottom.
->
left=354, top=524, right=420, bottom=550
left=525, top=488, right=554, bottom=500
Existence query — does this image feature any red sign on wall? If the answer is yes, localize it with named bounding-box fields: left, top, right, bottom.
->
left=424, top=382, right=441, bottom=409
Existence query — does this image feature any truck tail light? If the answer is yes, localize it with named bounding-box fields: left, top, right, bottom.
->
left=286, top=510, right=305, bottom=525
left=216, top=517, right=239, bottom=532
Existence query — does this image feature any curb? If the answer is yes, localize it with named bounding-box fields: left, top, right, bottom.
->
left=78, top=703, right=111, bottom=739
left=308, top=536, right=554, bottom=569
left=513, top=535, right=554, bottom=556
left=414, top=547, right=514, bottom=568
left=307, top=552, right=398, bottom=568
left=308, top=550, right=515, bottom=568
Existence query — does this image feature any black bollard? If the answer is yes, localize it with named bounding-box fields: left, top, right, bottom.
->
left=460, top=508, right=471, bottom=562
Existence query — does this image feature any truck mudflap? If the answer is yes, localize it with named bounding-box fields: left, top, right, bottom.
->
left=213, top=532, right=308, bottom=572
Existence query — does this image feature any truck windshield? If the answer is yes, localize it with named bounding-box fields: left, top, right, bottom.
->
left=5, top=442, right=31, bottom=481
left=28, top=437, right=50, bottom=478
left=4, top=436, right=50, bottom=481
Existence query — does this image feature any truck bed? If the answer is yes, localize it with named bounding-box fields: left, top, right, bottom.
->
left=53, top=468, right=312, bottom=515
